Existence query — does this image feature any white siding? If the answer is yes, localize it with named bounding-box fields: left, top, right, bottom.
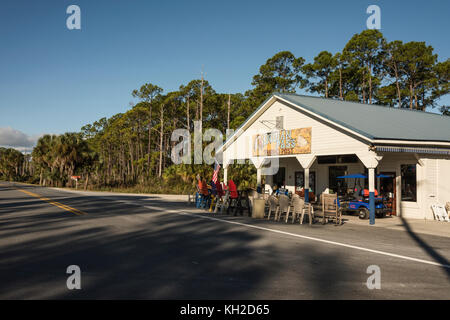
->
left=225, top=100, right=369, bottom=161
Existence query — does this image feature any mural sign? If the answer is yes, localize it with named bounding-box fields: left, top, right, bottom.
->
left=252, top=127, right=311, bottom=156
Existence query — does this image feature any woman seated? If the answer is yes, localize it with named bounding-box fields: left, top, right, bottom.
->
left=228, top=179, right=238, bottom=199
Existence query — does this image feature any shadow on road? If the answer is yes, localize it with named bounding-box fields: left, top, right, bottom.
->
left=0, top=184, right=359, bottom=299
left=400, top=217, right=450, bottom=279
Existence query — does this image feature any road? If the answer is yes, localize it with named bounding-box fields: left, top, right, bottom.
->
left=0, top=181, right=449, bottom=299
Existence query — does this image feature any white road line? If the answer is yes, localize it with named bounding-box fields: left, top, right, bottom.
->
left=176, top=212, right=450, bottom=270
left=16, top=185, right=449, bottom=270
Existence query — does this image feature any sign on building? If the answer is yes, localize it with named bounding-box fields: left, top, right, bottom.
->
left=252, top=127, right=311, bottom=156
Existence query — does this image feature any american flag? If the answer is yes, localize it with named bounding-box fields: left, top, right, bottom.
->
left=212, top=159, right=220, bottom=184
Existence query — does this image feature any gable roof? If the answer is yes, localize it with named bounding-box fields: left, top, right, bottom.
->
left=276, top=93, right=450, bottom=143
left=219, top=93, right=450, bottom=154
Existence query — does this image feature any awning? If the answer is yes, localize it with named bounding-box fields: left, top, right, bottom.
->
left=375, top=146, right=450, bottom=156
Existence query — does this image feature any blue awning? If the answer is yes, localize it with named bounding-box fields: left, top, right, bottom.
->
left=337, top=174, right=366, bottom=179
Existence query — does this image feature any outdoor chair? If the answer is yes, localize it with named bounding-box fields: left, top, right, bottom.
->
left=317, top=193, right=342, bottom=225
left=201, top=193, right=211, bottom=209
left=276, top=194, right=291, bottom=222
left=214, top=191, right=230, bottom=214
left=287, top=194, right=312, bottom=225
left=195, top=191, right=202, bottom=208
left=267, top=195, right=279, bottom=220
left=188, top=190, right=196, bottom=205
left=285, top=194, right=299, bottom=223
left=299, top=199, right=314, bottom=225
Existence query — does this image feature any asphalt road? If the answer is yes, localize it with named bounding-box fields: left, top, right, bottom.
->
left=0, top=181, right=449, bottom=299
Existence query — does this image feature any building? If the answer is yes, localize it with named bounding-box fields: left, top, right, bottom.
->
left=218, top=93, right=450, bottom=223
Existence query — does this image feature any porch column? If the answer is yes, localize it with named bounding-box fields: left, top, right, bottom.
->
left=256, top=168, right=262, bottom=188
left=357, top=151, right=383, bottom=225
left=304, top=168, right=310, bottom=203
left=223, top=157, right=231, bottom=184
left=295, top=155, right=316, bottom=203
left=224, top=168, right=228, bottom=184
left=250, top=157, right=266, bottom=192
left=368, top=167, right=376, bottom=225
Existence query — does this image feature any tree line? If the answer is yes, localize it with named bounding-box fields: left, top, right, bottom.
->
left=2, top=30, right=448, bottom=192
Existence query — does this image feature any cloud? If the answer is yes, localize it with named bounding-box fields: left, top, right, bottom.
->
left=0, top=127, right=41, bottom=153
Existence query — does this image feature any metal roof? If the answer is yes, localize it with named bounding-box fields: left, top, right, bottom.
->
left=276, top=93, right=450, bottom=143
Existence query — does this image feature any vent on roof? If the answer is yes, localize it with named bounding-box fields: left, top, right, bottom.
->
left=276, top=116, right=284, bottom=130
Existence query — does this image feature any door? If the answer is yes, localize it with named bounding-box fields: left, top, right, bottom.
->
left=380, top=172, right=396, bottom=215
left=329, top=166, right=348, bottom=196
left=273, top=167, right=286, bottom=188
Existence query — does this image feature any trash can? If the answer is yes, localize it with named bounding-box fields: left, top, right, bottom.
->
left=252, top=199, right=266, bottom=219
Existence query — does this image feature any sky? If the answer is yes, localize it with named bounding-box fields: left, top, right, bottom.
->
left=0, top=0, right=449, bottom=152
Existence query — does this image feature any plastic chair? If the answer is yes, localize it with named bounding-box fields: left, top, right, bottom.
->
left=276, top=195, right=290, bottom=222
left=267, top=195, right=279, bottom=220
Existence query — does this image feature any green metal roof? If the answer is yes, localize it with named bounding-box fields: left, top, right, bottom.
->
left=276, top=93, right=450, bottom=143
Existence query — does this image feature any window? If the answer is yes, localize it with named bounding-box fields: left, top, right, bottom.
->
left=401, top=165, right=417, bottom=202
left=275, top=116, right=284, bottom=129
left=317, top=155, right=359, bottom=164
left=295, top=171, right=316, bottom=194
left=329, top=166, right=348, bottom=196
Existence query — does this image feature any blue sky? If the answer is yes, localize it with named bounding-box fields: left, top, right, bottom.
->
left=0, top=0, right=449, bottom=150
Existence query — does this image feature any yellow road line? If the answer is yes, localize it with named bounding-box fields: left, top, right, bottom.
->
left=16, top=188, right=86, bottom=216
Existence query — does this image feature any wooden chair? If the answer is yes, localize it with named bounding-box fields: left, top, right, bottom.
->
left=276, top=195, right=290, bottom=222
left=318, top=193, right=342, bottom=225
left=267, top=195, right=279, bottom=220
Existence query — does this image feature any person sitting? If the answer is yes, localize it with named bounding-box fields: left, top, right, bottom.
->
left=264, top=184, right=273, bottom=195
left=197, top=178, right=210, bottom=208
left=199, top=178, right=209, bottom=196
left=275, top=184, right=289, bottom=196
left=209, top=180, right=217, bottom=196
left=215, top=181, right=224, bottom=198
left=228, top=179, right=238, bottom=199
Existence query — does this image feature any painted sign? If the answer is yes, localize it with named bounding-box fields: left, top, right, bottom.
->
left=252, top=127, right=311, bottom=156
